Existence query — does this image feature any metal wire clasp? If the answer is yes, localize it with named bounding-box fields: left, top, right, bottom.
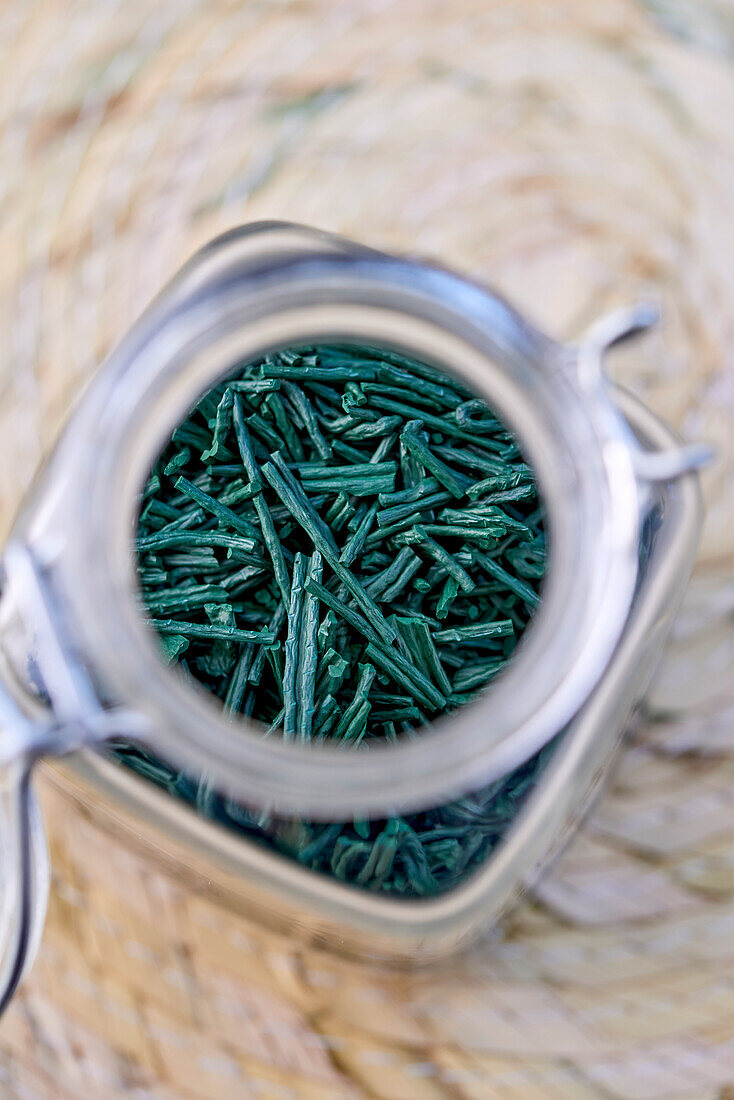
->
left=578, top=304, right=713, bottom=483
left=0, top=545, right=148, bottom=1013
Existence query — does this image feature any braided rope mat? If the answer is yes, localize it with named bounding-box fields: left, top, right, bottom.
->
left=1, top=2, right=734, bottom=1097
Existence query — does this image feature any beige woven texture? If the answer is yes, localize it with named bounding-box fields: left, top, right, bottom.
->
left=1, top=1, right=734, bottom=1097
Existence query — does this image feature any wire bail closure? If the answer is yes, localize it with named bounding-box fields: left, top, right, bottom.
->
left=577, top=304, right=712, bottom=482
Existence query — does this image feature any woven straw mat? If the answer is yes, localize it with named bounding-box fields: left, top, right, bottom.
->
left=1, top=2, right=734, bottom=1098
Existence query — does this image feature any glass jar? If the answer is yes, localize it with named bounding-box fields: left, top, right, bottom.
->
left=0, top=222, right=704, bottom=1008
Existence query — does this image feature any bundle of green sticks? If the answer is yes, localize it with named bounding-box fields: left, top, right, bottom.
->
left=116, top=344, right=548, bottom=897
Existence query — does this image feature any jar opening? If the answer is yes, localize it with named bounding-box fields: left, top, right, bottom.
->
left=131, top=340, right=546, bottom=752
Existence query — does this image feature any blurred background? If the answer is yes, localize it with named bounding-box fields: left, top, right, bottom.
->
left=1, top=1, right=734, bottom=1097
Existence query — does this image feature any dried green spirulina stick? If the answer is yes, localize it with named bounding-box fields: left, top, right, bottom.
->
left=296, top=552, right=323, bottom=741
left=261, top=457, right=396, bottom=645
left=400, top=422, right=467, bottom=498
left=364, top=546, right=420, bottom=599
left=152, top=619, right=275, bottom=644
left=282, top=554, right=307, bottom=739
left=224, top=643, right=255, bottom=713
left=339, top=501, right=379, bottom=567
left=232, top=397, right=291, bottom=605
left=128, top=342, right=547, bottom=900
